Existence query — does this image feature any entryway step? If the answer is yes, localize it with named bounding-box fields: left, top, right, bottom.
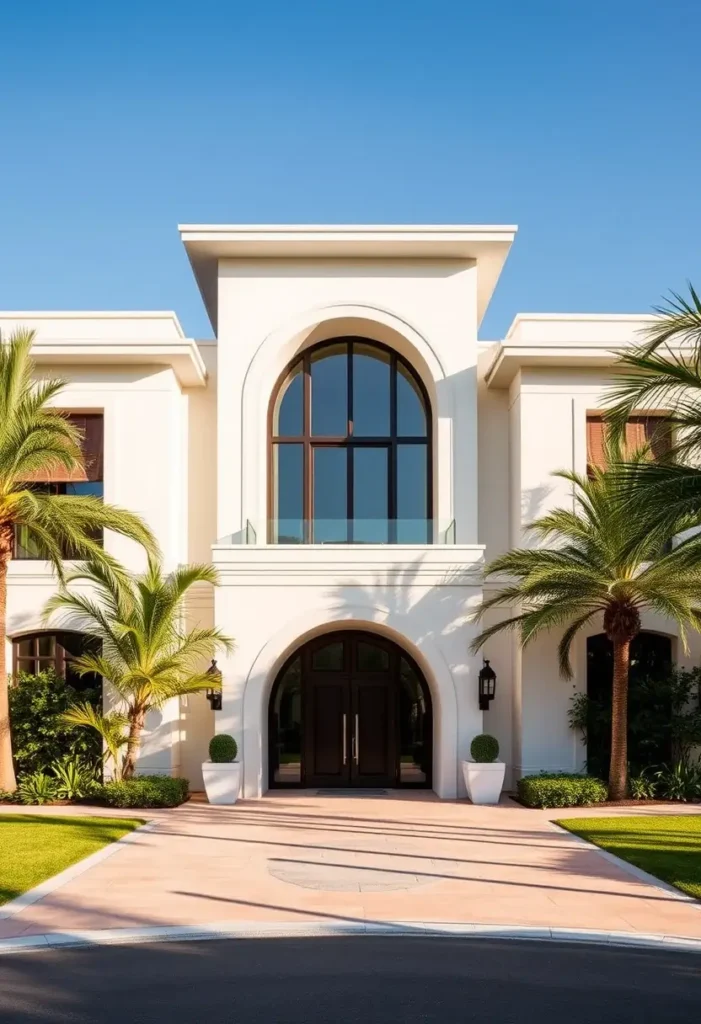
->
left=315, top=789, right=389, bottom=797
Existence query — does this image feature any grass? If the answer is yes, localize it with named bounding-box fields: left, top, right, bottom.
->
left=557, top=814, right=701, bottom=899
left=0, top=814, right=144, bottom=906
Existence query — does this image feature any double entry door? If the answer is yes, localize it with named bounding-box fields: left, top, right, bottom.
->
left=304, top=671, right=396, bottom=788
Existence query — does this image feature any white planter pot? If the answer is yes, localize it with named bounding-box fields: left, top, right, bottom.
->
left=462, top=760, right=506, bottom=805
left=202, top=761, right=241, bottom=805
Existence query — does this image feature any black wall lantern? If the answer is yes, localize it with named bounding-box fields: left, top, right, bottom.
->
left=478, top=659, right=497, bottom=711
left=205, top=659, right=223, bottom=711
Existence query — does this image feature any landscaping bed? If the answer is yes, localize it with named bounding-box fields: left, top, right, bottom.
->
left=556, top=814, right=701, bottom=899
left=0, top=814, right=144, bottom=906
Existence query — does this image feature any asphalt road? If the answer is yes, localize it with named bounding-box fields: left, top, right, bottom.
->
left=1, top=936, right=700, bottom=1022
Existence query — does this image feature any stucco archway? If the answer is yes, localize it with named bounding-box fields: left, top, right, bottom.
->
left=239, top=605, right=459, bottom=799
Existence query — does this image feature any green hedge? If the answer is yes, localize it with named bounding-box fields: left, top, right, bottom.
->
left=9, top=671, right=101, bottom=776
left=517, top=773, right=608, bottom=809
left=92, top=776, right=189, bottom=808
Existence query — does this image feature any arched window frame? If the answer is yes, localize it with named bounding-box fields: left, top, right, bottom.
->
left=12, top=630, right=101, bottom=688
left=268, top=337, right=433, bottom=544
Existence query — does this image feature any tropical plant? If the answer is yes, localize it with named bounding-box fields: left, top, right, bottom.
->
left=629, top=769, right=657, bottom=801
left=654, top=759, right=701, bottom=802
left=46, top=558, right=233, bottom=778
left=8, top=670, right=102, bottom=776
left=209, top=734, right=237, bottom=763
left=59, top=702, right=129, bottom=781
left=569, top=665, right=701, bottom=778
left=18, top=770, right=58, bottom=805
left=0, top=328, right=157, bottom=792
left=471, top=451, right=701, bottom=800
left=606, top=284, right=701, bottom=531
left=50, top=755, right=98, bottom=800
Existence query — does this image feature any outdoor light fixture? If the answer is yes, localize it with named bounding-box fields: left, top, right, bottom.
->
left=205, top=659, right=223, bottom=711
left=478, top=659, right=497, bottom=711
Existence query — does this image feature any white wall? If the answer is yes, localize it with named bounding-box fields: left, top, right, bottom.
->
left=500, top=365, right=701, bottom=777
left=212, top=545, right=485, bottom=798
left=215, top=258, right=480, bottom=545
left=6, top=353, right=218, bottom=781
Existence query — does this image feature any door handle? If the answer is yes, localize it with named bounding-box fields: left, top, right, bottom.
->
left=342, top=714, right=347, bottom=765
left=354, top=713, right=359, bottom=764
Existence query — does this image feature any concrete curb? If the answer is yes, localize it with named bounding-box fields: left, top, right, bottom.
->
left=0, top=818, right=158, bottom=921
left=1, top=921, right=701, bottom=955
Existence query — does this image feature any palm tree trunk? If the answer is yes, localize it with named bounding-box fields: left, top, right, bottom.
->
left=122, top=710, right=145, bottom=779
left=609, top=637, right=630, bottom=801
left=0, top=543, right=17, bottom=792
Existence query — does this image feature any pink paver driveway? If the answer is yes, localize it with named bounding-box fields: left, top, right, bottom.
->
left=1, top=792, right=700, bottom=940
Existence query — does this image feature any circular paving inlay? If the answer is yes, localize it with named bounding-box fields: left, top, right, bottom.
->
left=267, top=859, right=432, bottom=892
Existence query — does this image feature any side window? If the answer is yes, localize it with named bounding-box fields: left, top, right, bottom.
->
left=15, top=413, right=104, bottom=559
left=586, top=413, right=671, bottom=473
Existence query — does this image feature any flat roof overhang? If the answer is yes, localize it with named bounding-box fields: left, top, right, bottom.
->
left=485, top=314, right=655, bottom=387
left=0, top=312, right=208, bottom=387
left=30, top=339, right=207, bottom=387
left=179, top=224, right=517, bottom=332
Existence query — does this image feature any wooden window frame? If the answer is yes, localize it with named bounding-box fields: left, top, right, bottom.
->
left=586, top=411, right=673, bottom=473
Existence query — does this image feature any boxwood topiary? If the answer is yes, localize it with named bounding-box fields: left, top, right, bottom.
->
left=470, top=734, right=499, bottom=763
left=209, top=734, right=238, bottom=763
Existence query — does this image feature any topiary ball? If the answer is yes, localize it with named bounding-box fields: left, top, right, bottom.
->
left=209, top=734, right=238, bottom=763
left=470, top=734, right=499, bottom=763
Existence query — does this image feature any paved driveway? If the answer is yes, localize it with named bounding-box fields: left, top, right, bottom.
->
left=1, top=793, right=700, bottom=941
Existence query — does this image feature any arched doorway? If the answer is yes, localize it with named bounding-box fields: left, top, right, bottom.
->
left=269, top=631, right=432, bottom=788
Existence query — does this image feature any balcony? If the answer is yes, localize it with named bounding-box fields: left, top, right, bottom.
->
left=218, top=519, right=457, bottom=546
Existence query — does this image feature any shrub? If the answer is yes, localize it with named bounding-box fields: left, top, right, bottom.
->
left=629, top=769, right=658, bottom=800
left=9, top=670, right=102, bottom=776
left=92, top=775, right=190, bottom=808
left=209, top=734, right=238, bottom=763
left=0, top=789, right=20, bottom=804
left=18, top=771, right=59, bottom=805
left=50, top=756, right=99, bottom=801
left=470, top=734, right=499, bottom=763
left=654, top=760, right=701, bottom=802
left=517, top=773, right=608, bottom=809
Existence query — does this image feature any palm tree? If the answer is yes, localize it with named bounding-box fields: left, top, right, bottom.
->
left=45, top=558, right=234, bottom=778
left=0, top=328, right=156, bottom=792
left=606, top=284, right=701, bottom=532
left=471, top=451, right=701, bottom=800
left=60, top=703, right=129, bottom=781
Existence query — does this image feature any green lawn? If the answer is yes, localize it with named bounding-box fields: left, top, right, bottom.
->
left=557, top=814, right=701, bottom=899
left=0, top=814, right=144, bottom=906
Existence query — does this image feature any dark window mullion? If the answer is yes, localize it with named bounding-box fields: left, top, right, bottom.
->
left=347, top=342, right=354, bottom=543
left=389, top=354, right=398, bottom=543
left=303, top=353, right=312, bottom=543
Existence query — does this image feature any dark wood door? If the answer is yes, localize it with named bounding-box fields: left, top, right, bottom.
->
left=304, top=677, right=351, bottom=786
left=350, top=677, right=396, bottom=787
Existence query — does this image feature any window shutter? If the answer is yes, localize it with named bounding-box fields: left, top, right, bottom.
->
left=20, top=414, right=104, bottom=483
left=586, top=415, right=606, bottom=471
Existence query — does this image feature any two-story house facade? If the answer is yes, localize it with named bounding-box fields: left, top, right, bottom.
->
left=5, top=224, right=698, bottom=797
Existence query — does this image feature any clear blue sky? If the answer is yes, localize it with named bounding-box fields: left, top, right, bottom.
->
left=1, top=0, right=699, bottom=339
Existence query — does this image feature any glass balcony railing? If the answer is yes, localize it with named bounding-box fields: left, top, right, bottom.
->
left=217, top=519, right=457, bottom=546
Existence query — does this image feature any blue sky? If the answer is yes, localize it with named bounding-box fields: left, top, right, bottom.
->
left=1, top=0, right=699, bottom=339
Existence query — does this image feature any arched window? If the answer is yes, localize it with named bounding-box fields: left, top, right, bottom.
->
left=13, top=631, right=101, bottom=690
left=269, top=338, right=431, bottom=543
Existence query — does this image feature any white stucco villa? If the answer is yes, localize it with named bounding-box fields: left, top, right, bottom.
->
left=3, top=225, right=695, bottom=798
